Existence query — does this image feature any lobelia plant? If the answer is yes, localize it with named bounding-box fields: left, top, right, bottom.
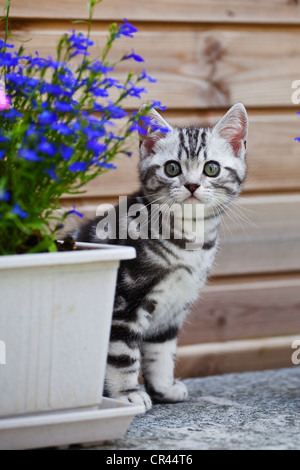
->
left=0, top=0, right=167, bottom=255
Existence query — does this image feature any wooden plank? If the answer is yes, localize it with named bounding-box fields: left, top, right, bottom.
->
left=61, top=195, right=300, bottom=276
left=178, top=274, right=300, bottom=345
left=8, top=0, right=300, bottom=25
left=176, top=336, right=300, bottom=378
left=60, top=111, right=300, bottom=198
left=8, top=23, right=300, bottom=108
left=216, top=195, right=300, bottom=276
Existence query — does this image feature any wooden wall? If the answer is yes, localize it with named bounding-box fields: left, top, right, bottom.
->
left=6, top=0, right=300, bottom=377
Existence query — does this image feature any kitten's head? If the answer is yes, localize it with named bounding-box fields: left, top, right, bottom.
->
left=138, top=104, right=248, bottom=216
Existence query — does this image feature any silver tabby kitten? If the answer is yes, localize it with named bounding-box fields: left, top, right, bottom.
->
left=74, top=103, right=248, bottom=411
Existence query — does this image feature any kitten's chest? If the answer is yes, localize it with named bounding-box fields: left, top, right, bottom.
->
left=145, top=245, right=216, bottom=329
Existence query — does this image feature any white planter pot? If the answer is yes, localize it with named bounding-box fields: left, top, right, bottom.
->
left=0, top=243, right=136, bottom=418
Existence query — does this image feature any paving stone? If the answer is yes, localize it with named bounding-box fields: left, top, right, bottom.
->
left=88, top=368, right=300, bottom=450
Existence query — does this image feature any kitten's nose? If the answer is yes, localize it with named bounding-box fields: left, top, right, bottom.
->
left=184, top=183, right=200, bottom=195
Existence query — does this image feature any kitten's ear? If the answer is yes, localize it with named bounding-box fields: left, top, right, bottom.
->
left=212, top=103, right=248, bottom=158
left=138, top=105, right=172, bottom=157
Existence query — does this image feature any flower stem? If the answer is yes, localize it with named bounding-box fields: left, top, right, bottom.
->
left=3, top=0, right=11, bottom=44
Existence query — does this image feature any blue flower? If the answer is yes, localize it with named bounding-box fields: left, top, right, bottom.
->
left=116, top=19, right=138, bottom=39
left=83, top=126, right=106, bottom=140
left=0, top=40, right=14, bottom=49
left=23, top=77, right=40, bottom=93
left=90, top=86, right=109, bottom=97
left=123, top=49, right=144, bottom=63
left=58, top=73, right=76, bottom=89
left=25, top=125, right=40, bottom=138
left=138, top=115, right=153, bottom=127
left=0, top=189, right=11, bottom=201
left=29, top=54, right=65, bottom=71
left=86, top=139, right=106, bottom=155
left=12, top=203, right=28, bottom=219
left=88, top=61, right=114, bottom=74
left=125, top=82, right=147, bottom=99
left=38, top=110, right=57, bottom=125
left=139, top=70, right=157, bottom=83
left=150, top=100, right=167, bottom=111
left=152, top=124, right=170, bottom=134
left=38, top=140, right=56, bottom=156
left=67, top=205, right=84, bottom=218
left=69, top=161, right=88, bottom=172
left=53, top=101, right=76, bottom=113
left=5, top=71, right=26, bottom=87
left=19, top=149, right=44, bottom=161
left=2, top=109, right=22, bottom=119
left=69, top=120, right=82, bottom=132
left=67, top=31, right=94, bottom=58
left=46, top=56, right=66, bottom=70
left=98, top=161, right=117, bottom=169
left=50, top=122, right=73, bottom=135
left=105, top=103, right=127, bottom=119
left=0, top=52, right=19, bottom=67
left=129, top=124, right=147, bottom=135
left=295, top=137, right=300, bottom=142
left=92, top=103, right=105, bottom=113
left=28, top=53, right=48, bottom=69
left=90, top=156, right=116, bottom=169
left=107, top=132, right=124, bottom=141
left=60, top=144, right=74, bottom=160
left=0, top=134, right=9, bottom=142
left=44, top=168, right=60, bottom=181
left=0, top=150, right=5, bottom=159
left=41, top=82, right=71, bottom=97
left=101, top=78, right=124, bottom=89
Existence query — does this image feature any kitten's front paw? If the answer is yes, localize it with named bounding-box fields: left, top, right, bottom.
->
left=116, top=389, right=152, bottom=412
left=150, top=380, right=188, bottom=404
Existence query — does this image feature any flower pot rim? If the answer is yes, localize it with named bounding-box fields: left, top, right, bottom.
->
left=0, top=242, right=136, bottom=270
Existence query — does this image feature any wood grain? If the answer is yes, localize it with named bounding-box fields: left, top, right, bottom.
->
left=8, top=0, right=300, bottom=25
left=178, top=274, right=300, bottom=345
left=176, top=336, right=300, bottom=378
left=216, top=195, right=300, bottom=276
left=8, top=22, right=300, bottom=108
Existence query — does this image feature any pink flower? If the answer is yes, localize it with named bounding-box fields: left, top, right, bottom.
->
left=0, top=88, right=10, bottom=110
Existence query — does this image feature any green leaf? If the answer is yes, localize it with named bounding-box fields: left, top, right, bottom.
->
left=26, top=238, right=56, bottom=254
left=3, top=0, right=10, bottom=13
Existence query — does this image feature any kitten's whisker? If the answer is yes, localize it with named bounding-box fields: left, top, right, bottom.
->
left=127, top=195, right=166, bottom=217
left=208, top=197, right=236, bottom=238
left=225, top=203, right=258, bottom=230
left=218, top=207, right=234, bottom=238
left=214, top=199, right=255, bottom=236
left=228, top=202, right=259, bottom=227
left=232, top=200, right=258, bottom=215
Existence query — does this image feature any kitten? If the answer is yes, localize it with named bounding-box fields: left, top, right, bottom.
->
left=74, top=103, right=248, bottom=411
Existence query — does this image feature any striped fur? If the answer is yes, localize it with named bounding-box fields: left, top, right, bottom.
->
left=74, top=103, right=248, bottom=411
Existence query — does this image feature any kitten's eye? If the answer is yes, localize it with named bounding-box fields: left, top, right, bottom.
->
left=203, top=161, right=220, bottom=177
left=165, top=161, right=181, bottom=177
